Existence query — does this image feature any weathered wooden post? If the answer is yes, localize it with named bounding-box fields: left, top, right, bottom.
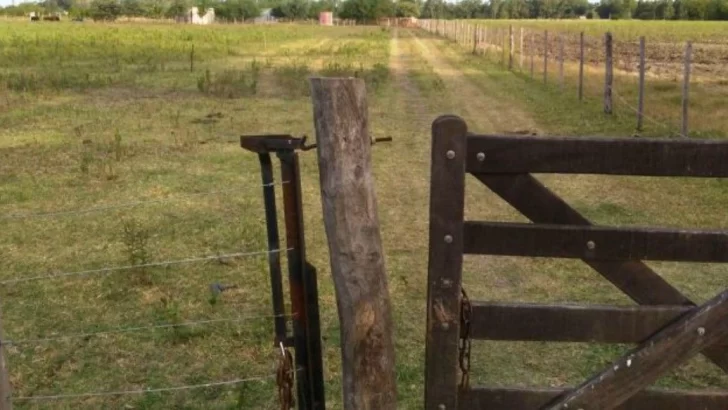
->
left=543, top=30, right=549, bottom=85
left=559, top=33, right=565, bottom=89
left=579, top=32, right=585, bottom=101
left=605, top=32, right=613, bottom=114
left=0, top=307, right=12, bottom=410
left=519, top=27, right=524, bottom=70
left=509, top=24, right=514, bottom=70
left=682, top=41, right=692, bottom=138
left=638, top=36, right=646, bottom=131
left=309, top=77, right=397, bottom=410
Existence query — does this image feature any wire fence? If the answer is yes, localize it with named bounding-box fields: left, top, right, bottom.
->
left=2, top=181, right=290, bottom=221
left=0, top=175, right=293, bottom=407
left=418, top=19, right=728, bottom=138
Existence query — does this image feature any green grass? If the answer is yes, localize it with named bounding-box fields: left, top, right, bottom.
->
left=0, top=21, right=393, bottom=409
left=426, top=19, right=728, bottom=137
left=1, top=20, right=726, bottom=409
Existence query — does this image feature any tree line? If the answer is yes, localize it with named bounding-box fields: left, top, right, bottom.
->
left=2, top=0, right=727, bottom=21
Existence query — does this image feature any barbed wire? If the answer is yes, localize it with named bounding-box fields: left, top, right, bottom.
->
left=0, top=248, right=291, bottom=285
left=2, top=181, right=290, bottom=221
left=611, top=87, right=686, bottom=138
left=12, top=374, right=277, bottom=401
left=2, top=313, right=289, bottom=346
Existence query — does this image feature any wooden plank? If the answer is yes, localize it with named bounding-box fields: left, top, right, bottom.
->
left=470, top=302, right=692, bottom=343
left=461, top=386, right=728, bottom=410
left=424, top=115, right=468, bottom=410
left=310, top=77, right=397, bottom=409
left=546, top=289, right=728, bottom=410
left=463, top=221, right=728, bottom=262
left=474, top=173, right=728, bottom=371
left=466, top=134, right=728, bottom=177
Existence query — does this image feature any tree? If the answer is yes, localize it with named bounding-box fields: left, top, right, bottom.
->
left=166, top=0, right=188, bottom=18
left=122, top=0, right=144, bottom=16
left=89, top=0, right=122, bottom=20
left=338, top=0, right=394, bottom=21
left=396, top=0, right=420, bottom=16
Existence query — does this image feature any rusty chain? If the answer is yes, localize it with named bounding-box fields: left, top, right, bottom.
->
left=276, top=342, right=294, bottom=410
left=458, top=287, right=472, bottom=391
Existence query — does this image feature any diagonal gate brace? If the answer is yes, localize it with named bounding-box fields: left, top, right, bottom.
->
left=474, top=172, right=728, bottom=372
left=545, top=289, right=728, bottom=410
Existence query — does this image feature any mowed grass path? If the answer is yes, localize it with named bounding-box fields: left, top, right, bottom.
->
left=1, top=22, right=726, bottom=409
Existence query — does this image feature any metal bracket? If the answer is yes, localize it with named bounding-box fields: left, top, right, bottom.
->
left=241, top=134, right=393, bottom=154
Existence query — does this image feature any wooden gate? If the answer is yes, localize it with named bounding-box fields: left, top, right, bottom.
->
left=424, top=115, right=728, bottom=410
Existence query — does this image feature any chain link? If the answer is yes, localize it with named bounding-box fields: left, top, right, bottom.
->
left=276, top=343, right=295, bottom=410
left=458, top=287, right=472, bottom=390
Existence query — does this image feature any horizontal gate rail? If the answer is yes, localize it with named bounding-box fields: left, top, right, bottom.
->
left=463, top=222, right=728, bottom=262
left=461, top=387, right=728, bottom=410
left=469, top=303, right=692, bottom=343
left=466, top=134, right=728, bottom=176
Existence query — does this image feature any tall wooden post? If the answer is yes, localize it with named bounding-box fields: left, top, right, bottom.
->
left=543, top=30, right=549, bottom=85
left=579, top=32, right=585, bottom=101
left=473, top=24, right=478, bottom=54
left=638, top=36, right=646, bottom=131
left=530, top=31, right=535, bottom=79
left=0, top=307, right=12, bottom=410
left=309, top=77, right=397, bottom=410
left=682, top=41, right=692, bottom=138
left=605, top=32, right=613, bottom=114
left=559, top=33, right=565, bottom=89
left=519, top=27, right=524, bottom=70
left=509, top=25, right=514, bottom=70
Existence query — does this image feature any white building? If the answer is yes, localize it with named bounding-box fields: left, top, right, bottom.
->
left=185, top=7, right=215, bottom=25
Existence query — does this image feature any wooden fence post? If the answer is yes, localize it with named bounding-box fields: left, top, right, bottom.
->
left=579, top=32, right=585, bottom=101
left=190, top=43, right=195, bottom=72
left=682, top=41, right=692, bottom=138
left=559, top=33, right=565, bottom=89
left=605, top=32, right=613, bottom=114
left=484, top=26, right=489, bottom=58
left=530, top=31, right=535, bottom=79
left=473, top=24, right=478, bottom=55
left=502, top=28, right=506, bottom=66
left=0, top=307, right=12, bottom=410
left=519, top=27, right=524, bottom=70
left=509, top=25, right=514, bottom=70
left=309, top=77, right=397, bottom=410
left=638, top=36, right=646, bottom=131
left=543, top=30, right=548, bottom=85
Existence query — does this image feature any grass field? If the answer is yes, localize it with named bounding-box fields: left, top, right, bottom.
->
left=432, top=19, right=728, bottom=138
left=1, top=20, right=727, bottom=409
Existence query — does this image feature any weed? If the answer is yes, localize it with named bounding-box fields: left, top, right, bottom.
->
left=121, top=218, right=152, bottom=284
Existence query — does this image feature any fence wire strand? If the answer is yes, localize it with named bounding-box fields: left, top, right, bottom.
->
left=3, top=181, right=289, bottom=221
left=12, top=374, right=277, bottom=401
left=612, top=87, right=685, bottom=137
left=3, top=313, right=289, bottom=346
left=1, top=248, right=291, bottom=285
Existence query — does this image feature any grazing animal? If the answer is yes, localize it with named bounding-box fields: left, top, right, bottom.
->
left=30, top=16, right=40, bottom=21
left=43, top=15, right=60, bottom=22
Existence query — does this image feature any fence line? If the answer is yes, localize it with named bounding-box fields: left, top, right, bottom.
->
left=418, top=19, right=705, bottom=138
left=2, top=181, right=290, bottom=221
left=3, top=313, right=289, bottom=346
left=0, top=248, right=291, bottom=285
left=12, top=374, right=278, bottom=402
